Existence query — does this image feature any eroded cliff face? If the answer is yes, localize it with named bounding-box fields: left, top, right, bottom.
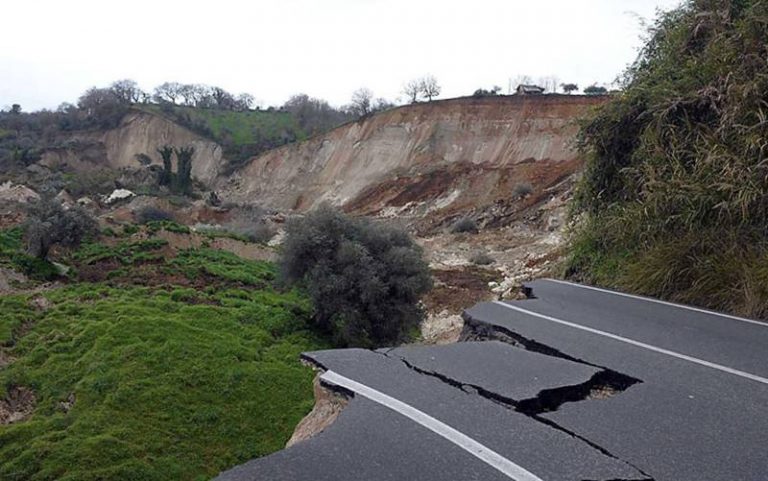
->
left=218, top=95, right=604, bottom=229
left=102, top=111, right=223, bottom=184
left=40, top=110, right=223, bottom=184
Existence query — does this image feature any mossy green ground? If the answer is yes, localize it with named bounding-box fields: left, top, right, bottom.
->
left=0, top=228, right=326, bottom=480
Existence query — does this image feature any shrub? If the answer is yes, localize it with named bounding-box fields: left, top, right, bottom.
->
left=568, top=0, right=768, bottom=319
left=450, top=217, right=478, bottom=234
left=512, top=182, right=533, bottom=199
left=23, top=199, right=97, bottom=259
left=134, top=153, right=152, bottom=166
left=240, top=222, right=276, bottom=244
left=469, top=250, right=495, bottom=265
left=280, top=205, right=432, bottom=347
left=145, top=220, right=189, bottom=234
left=583, top=85, right=608, bottom=95
left=135, top=206, right=174, bottom=224
left=195, top=221, right=275, bottom=244
left=123, top=224, right=139, bottom=235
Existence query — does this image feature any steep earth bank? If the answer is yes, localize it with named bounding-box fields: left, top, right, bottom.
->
left=40, top=110, right=224, bottom=184
left=219, top=95, right=605, bottom=231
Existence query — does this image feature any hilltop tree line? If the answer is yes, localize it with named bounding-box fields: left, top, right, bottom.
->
left=0, top=72, right=610, bottom=187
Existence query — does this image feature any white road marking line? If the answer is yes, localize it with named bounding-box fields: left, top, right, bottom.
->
left=543, top=278, right=768, bottom=328
left=492, top=301, right=768, bottom=387
left=320, top=370, right=544, bottom=481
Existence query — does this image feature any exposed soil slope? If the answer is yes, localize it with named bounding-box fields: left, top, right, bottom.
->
left=40, top=110, right=224, bottom=184
left=220, top=95, right=605, bottom=230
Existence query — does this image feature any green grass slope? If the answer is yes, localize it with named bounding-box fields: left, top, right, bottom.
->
left=0, top=227, right=326, bottom=480
left=567, top=0, right=768, bottom=319
left=139, top=105, right=306, bottom=172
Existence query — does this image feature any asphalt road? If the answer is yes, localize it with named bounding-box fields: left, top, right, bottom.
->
left=214, top=279, right=768, bottom=481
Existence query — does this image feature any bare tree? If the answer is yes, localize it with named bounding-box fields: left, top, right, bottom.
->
left=77, top=87, right=128, bottom=127
left=350, top=88, right=374, bottom=117
left=110, top=79, right=144, bottom=104
left=538, top=76, right=560, bottom=93
left=210, top=87, right=236, bottom=110
left=78, top=87, right=119, bottom=110
left=419, top=75, right=441, bottom=101
left=372, top=98, right=396, bottom=113
left=283, top=93, right=353, bottom=135
left=153, top=82, right=183, bottom=104
left=402, top=79, right=421, bottom=103
left=178, top=84, right=197, bottom=106
left=191, top=84, right=212, bottom=107
left=235, top=93, right=255, bottom=111
left=511, top=75, right=533, bottom=89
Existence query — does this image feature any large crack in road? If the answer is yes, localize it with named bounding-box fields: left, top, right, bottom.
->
left=296, top=308, right=655, bottom=481
left=218, top=281, right=768, bottom=481
left=377, top=342, right=652, bottom=481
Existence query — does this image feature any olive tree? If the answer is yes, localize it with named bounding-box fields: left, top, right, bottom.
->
left=280, top=205, right=433, bottom=347
left=24, top=199, right=97, bottom=259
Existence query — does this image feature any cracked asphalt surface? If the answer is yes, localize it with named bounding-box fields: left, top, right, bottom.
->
left=214, top=279, right=767, bottom=481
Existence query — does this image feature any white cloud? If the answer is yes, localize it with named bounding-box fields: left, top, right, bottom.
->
left=1, top=0, right=682, bottom=111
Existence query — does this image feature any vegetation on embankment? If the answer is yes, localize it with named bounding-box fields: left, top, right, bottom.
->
left=567, top=0, right=768, bottom=318
left=139, top=104, right=306, bottom=172
left=0, top=224, right=327, bottom=480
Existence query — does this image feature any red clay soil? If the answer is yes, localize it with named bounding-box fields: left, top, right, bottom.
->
left=424, top=267, right=499, bottom=315
left=345, top=156, right=582, bottom=233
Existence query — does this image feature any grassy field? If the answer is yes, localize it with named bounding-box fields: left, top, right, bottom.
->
left=0, top=226, right=326, bottom=480
left=187, top=108, right=304, bottom=147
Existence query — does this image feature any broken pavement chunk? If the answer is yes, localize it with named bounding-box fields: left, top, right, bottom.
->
left=387, top=341, right=601, bottom=401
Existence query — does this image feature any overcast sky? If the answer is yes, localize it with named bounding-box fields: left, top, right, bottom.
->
left=2, top=0, right=681, bottom=111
